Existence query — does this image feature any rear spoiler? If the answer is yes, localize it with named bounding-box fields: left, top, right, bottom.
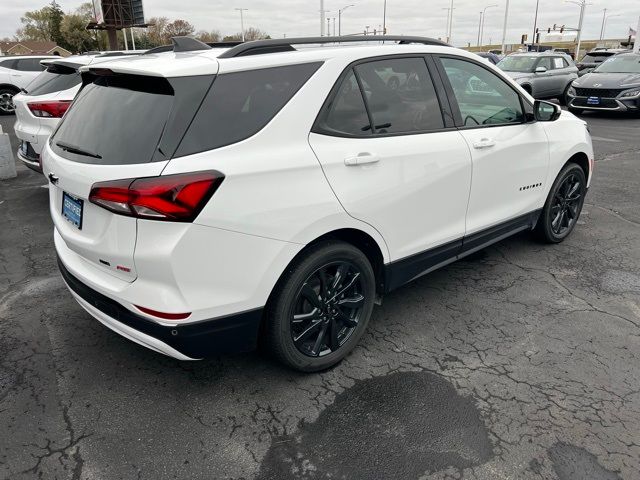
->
left=143, top=37, right=242, bottom=55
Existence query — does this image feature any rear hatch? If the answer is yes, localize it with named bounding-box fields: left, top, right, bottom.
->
left=45, top=67, right=216, bottom=282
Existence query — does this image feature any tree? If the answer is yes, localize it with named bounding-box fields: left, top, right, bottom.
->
left=164, top=19, right=195, bottom=39
left=223, top=27, right=270, bottom=42
left=16, top=7, right=53, bottom=41
left=145, top=16, right=169, bottom=46
left=49, top=1, right=65, bottom=46
left=60, top=13, right=96, bottom=53
left=196, top=30, right=221, bottom=43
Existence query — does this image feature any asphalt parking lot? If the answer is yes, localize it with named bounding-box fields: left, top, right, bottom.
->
left=1, top=111, right=639, bottom=480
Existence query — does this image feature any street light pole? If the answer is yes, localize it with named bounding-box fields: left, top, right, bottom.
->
left=235, top=8, right=248, bottom=41
left=599, top=8, right=607, bottom=40
left=320, top=0, right=325, bottom=36
left=532, top=0, right=540, bottom=49
left=500, top=0, right=510, bottom=55
left=448, top=0, right=454, bottom=44
left=338, top=4, right=354, bottom=36
left=634, top=16, right=640, bottom=53
left=383, top=0, right=387, bottom=35
left=442, top=7, right=455, bottom=43
left=477, top=12, right=483, bottom=46
left=601, top=12, right=620, bottom=40
left=480, top=5, right=498, bottom=49
left=566, top=0, right=588, bottom=62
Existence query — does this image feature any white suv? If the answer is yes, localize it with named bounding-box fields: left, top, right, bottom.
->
left=0, top=55, right=57, bottom=115
left=43, top=36, right=593, bottom=372
left=14, top=53, right=143, bottom=172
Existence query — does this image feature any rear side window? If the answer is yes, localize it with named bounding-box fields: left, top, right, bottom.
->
left=51, top=74, right=175, bottom=165
left=26, top=64, right=81, bottom=96
left=175, top=62, right=322, bottom=157
left=318, top=70, right=371, bottom=135
left=16, top=58, right=46, bottom=72
left=0, top=59, right=17, bottom=69
left=354, top=58, right=444, bottom=133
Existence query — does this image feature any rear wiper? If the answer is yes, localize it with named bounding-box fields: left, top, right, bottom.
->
left=55, top=141, right=102, bottom=159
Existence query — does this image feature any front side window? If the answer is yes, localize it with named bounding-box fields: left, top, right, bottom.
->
left=441, top=57, right=524, bottom=127
left=497, top=56, right=537, bottom=72
left=537, top=57, right=553, bottom=70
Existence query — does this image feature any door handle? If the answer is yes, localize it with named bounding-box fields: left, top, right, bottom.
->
left=472, top=138, right=496, bottom=149
left=344, top=152, right=379, bottom=166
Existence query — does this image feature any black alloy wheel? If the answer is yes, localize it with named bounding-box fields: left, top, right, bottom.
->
left=0, top=89, right=17, bottom=115
left=266, top=241, right=376, bottom=372
left=291, top=261, right=364, bottom=357
left=535, top=163, right=586, bottom=243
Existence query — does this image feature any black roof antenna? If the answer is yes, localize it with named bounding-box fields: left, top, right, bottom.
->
left=171, top=36, right=212, bottom=53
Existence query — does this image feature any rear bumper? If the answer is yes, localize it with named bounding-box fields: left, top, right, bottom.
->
left=17, top=148, right=42, bottom=173
left=58, top=256, right=263, bottom=359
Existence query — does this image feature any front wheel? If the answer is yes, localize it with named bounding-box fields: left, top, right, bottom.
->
left=265, top=241, right=376, bottom=372
left=535, top=163, right=587, bottom=243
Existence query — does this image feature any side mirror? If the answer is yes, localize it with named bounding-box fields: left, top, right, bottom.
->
left=535, top=66, right=548, bottom=73
left=534, top=100, right=561, bottom=122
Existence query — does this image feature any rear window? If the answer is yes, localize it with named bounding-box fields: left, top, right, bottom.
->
left=581, top=53, right=615, bottom=63
left=15, top=58, right=46, bottom=72
left=51, top=74, right=176, bottom=165
left=26, top=64, right=82, bottom=96
left=174, top=62, right=322, bottom=157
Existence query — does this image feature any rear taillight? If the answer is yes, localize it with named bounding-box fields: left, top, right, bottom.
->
left=89, top=171, right=224, bottom=222
left=27, top=100, right=72, bottom=118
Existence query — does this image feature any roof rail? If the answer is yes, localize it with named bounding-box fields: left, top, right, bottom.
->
left=217, top=35, right=450, bottom=59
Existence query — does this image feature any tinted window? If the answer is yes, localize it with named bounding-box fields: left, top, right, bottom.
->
left=15, top=58, right=46, bottom=72
left=441, top=57, right=524, bottom=127
left=354, top=58, right=444, bottom=133
left=0, top=59, right=16, bottom=69
left=175, top=62, right=322, bottom=157
left=317, top=69, right=371, bottom=135
left=26, top=64, right=81, bottom=96
left=51, top=74, right=175, bottom=165
left=581, top=53, right=615, bottom=63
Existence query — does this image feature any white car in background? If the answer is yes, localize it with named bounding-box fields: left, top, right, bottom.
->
left=13, top=52, right=142, bottom=172
left=0, top=55, right=57, bottom=115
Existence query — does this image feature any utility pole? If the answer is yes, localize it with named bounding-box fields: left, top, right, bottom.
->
left=532, top=0, right=540, bottom=49
left=327, top=17, right=331, bottom=36
left=235, top=8, right=248, bottom=41
left=500, top=0, right=510, bottom=55
left=599, top=8, right=607, bottom=40
left=123, top=28, right=129, bottom=50
left=634, top=16, right=640, bottom=53
left=383, top=0, right=387, bottom=35
left=320, top=0, right=325, bottom=36
left=448, top=0, right=454, bottom=44
left=442, top=7, right=455, bottom=43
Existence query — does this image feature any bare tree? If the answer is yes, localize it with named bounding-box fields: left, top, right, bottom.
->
left=164, top=19, right=195, bottom=40
left=196, top=30, right=221, bottom=43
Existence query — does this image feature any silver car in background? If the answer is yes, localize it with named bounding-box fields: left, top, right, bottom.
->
left=496, top=52, right=578, bottom=103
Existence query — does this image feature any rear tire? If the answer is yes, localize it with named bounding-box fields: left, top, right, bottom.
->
left=560, top=84, right=572, bottom=106
left=265, top=241, right=376, bottom=372
left=0, top=87, right=18, bottom=115
left=534, top=163, right=586, bottom=243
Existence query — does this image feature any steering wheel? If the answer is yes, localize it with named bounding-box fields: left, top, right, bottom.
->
left=481, top=107, right=515, bottom=125
left=463, top=115, right=480, bottom=126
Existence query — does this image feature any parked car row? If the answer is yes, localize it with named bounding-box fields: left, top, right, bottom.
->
left=12, top=52, right=142, bottom=172
left=0, top=55, right=57, bottom=115
left=32, top=35, right=593, bottom=371
left=474, top=48, right=640, bottom=115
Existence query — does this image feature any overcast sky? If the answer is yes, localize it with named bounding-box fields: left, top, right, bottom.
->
left=2, top=0, right=639, bottom=47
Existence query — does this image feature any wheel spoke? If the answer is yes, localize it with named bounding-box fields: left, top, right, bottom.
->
left=331, top=264, right=348, bottom=292
left=311, top=323, right=329, bottom=356
left=328, top=319, right=340, bottom=351
left=551, top=210, right=563, bottom=231
left=337, top=294, right=364, bottom=309
left=318, top=267, right=330, bottom=299
left=300, top=283, right=323, bottom=310
left=292, top=308, right=320, bottom=324
left=332, top=272, right=361, bottom=301
left=293, top=319, right=323, bottom=343
left=335, top=307, right=358, bottom=328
